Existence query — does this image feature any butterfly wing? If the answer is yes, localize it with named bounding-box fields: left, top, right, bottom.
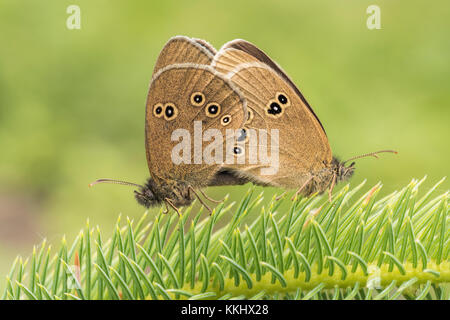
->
left=210, top=41, right=332, bottom=189
left=152, top=36, right=216, bottom=73
left=145, top=63, right=247, bottom=187
left=193, top=38, right=217, bottom=56
left=216, top=39, right=326, bottom=134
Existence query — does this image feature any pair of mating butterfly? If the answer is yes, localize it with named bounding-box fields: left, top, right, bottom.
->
left=90, top=36, right=396, bottom=215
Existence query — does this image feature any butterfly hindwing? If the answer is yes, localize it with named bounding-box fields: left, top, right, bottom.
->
left=145, top=64, right=247, bottom=186
left=153, top=36, right=215, bottom=74
left=218, top=39, right=326, bottom=134
left=210, top=41, right=332, bottom=188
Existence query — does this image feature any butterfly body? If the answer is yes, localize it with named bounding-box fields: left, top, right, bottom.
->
left=302, top=157, right=355, bottom=196
left=135, top=178, right=193, bottom=208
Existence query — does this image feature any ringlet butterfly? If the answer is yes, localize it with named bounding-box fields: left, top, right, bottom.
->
left=90, top=36, right=396, bottom=213
left=209, top=39, right=396, bottom=200
left=90, top=36, right=250, bottom=214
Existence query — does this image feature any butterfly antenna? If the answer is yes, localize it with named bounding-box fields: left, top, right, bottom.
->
left=343, top=150, right=398, bottom=164
left=89, top=178, right=143, bottom=189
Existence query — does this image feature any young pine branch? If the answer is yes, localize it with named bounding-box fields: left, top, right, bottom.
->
left=2, top=177, right=449, bottom=300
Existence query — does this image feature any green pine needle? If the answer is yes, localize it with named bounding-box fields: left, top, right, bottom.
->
left=2, top=177, right=449, bottom=300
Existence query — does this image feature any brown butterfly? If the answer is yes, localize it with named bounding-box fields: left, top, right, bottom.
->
left=209, top=39, right=396, bottom=200
left=90, top=36, right=396, bottom=213
left=90, top=36, right=250, bottom=214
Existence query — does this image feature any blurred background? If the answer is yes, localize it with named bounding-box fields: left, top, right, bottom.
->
left=0, top=0, right=449, bottom=289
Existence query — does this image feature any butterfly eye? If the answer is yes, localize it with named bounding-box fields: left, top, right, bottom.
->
left=190, top=92, right=205, bottom=107
left=220, top=115, right=231, bottom=126
left=277, top=92, right=289, bottom=105
left=163, top=103, right=178, bottom=121
left=205, top=103, right=221, bottom=117
left=153, top=103, right=164, bottom=118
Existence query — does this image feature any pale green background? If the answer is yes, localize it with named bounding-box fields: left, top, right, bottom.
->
left=0, top=0, right=449, bottom=289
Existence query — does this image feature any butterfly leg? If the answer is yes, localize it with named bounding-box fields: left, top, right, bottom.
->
left=188, top=186, right=213, bottom=215
left=164, top=197, right=181, bottom=216
left=275, top=191, right=287, bottom=201
left=199, top=189, right=224, bottom=204
left=328, top=174, right=337, bottom=203
left=291, top=176, right=314, bottom=201
left=162, top=201, right=169, bottom=214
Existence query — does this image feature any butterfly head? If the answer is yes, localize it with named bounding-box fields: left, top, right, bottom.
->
left=88, top=178, right=163, bottom=208
left=335, top=159, right=356, bottom=182
left=331, top=157, right=355, bottom=183
left=134, top=179, right=162, bottom=208
left=333, top=149, right=398, bottom=183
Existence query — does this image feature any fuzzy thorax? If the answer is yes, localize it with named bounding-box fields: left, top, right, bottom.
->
left=301, top=157, right=355, bottom=196
left=331, top=156, right=356, bottom=183
left=134, top=178, right=194, bottom=208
